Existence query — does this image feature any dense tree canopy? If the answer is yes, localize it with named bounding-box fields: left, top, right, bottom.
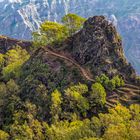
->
left=1, top=46, right=30, bottom=80
left=33, top=21, right=68, bottom=47
left=33, top=13, right=86, bottom=48
left=62, top=13, right=86, bottom=35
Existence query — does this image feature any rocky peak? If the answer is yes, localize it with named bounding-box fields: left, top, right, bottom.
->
left=64, top=16, right=136, bottom=80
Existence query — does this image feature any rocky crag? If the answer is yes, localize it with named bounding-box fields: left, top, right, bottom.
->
left=0, top=16, right=139, bottom=107
left=62, top=16, right=136, bottom=81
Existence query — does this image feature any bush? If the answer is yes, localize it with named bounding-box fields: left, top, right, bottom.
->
left=33, top=21, right=68, bottom=47
left=2, top=46, right=30, bottom=80
left=62, top=13, right=86, bottom=35
left=96, top=74, right=124, bottom=91
left=90, top=83, right=106, bottom=106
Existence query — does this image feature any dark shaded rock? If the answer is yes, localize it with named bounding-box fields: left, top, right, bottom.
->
left=64, top=16, right=136, bottom=81
left=0, top=35, right=32, bottom=53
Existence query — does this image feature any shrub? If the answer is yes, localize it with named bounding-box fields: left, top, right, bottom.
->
left=62, top=13, right=86, bottom=35
left=90, top=83, right=106, bottom=106
left=96, top=74, right=124, bottom=91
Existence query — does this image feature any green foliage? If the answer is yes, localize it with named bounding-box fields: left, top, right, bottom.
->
left=32, top=13, right=85, bottom=48
left=2, top=46, right=30, bottom=80
left=9, top=122, right=34, bottom=140
left=0, top=13, right=139, bottom=140
left=93, top=104, right=140, bottom=140
left=67, top=83, right=88, bottom=95
left=112, top=75, right=125, bottom=87
left=64, top=84, right=89, bottom=117
left=0, top=53, right=4, bottom=68
left=46, top=119, right=95, bottom=140
left=50, top=89, right=62, bottom=123
left=1, top=79, right=21, bottom=125
left=96, top=74, right=124, bottom=91
left=0, top=130, right=9, bottom=140
left=62, top=13, right=86, bottom=35
left=33, top=21, right=68, bottom=47
left=90, top=83, right=106, bottom=106
left=32, top=32, right=48, bottom=49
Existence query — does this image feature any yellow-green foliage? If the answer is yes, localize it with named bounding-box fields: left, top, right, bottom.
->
left=50, top=89, right=62, bottom=123
left=47, top=119, right=95, bottom=140
left=65, top=84, right=89, bottom=116
left=33, top=21, right=68, bottom=47
left=67, top=83, right=88, bottom=95
left=0, top=130, right=9, bottom=140
left=62, top=13, right=86, bottom=35
left=0, top=53, right=4, bottom=68
left=96, top=74, right=124, bottom=91
left=2, top=46, right=30, bottom=80
left=32, top=13, right=85, bottom=48
left=97, top=104, right=140, bottom=140
left=91, top=83, right=106, bottom=105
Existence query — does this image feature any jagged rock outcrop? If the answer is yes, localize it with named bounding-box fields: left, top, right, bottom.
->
left=63, top=16, right=136, bottom=80
left=0, top=35, right=32, bottom=53
left=0, top=16, right=136, bottom=83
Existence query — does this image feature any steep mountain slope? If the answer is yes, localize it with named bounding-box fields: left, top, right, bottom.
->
left=20, top=16, right=138, bottom=101
left=0, top=0, right=140, bottom=74
left=62, top=16, right=136, bottom=81
left=17, top=16, right=140, bottom=112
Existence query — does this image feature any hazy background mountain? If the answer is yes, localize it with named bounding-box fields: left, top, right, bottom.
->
left=0, top=0, right=140, bottom=74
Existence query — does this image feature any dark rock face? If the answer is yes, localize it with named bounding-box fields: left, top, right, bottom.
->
left=65, top=16, right=136, bottom=80
left=0, top=36, right=32, bottom=53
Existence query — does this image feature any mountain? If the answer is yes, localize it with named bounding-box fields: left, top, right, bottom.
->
left=17, top=16, right=139, bottom=116
left=0, top=0, right=140, bottom=74
left=0, top=15, right=140, bottom=139
left=20, top=16, right=138, bottom=97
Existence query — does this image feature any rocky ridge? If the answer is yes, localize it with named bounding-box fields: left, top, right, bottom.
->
left=62, top=16, right=136, bottom=81
left=0, top=35, right=31, bottom=53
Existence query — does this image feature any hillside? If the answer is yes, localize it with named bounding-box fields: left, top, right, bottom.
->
left=0, top=15, right=140, bottom=139
left=20, top=16, right=139, bottom=107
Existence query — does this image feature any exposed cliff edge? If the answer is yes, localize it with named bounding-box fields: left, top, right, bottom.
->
left=62, top=16, right=136, bottom=81
left=0, top=16, right=137, bottom=82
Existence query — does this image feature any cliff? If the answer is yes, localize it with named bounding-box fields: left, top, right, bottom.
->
left=62, top=16, right=136, bottom=81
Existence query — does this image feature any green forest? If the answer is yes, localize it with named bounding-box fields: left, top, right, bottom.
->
left=0, top=14, right=140, bottom=140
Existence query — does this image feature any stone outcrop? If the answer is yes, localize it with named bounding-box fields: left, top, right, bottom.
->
left=64, top=16, right=136, bottom=80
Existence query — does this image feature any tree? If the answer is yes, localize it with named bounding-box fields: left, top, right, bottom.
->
left=67, top=83, right=88, bottom=95
left=0, top=130, right=9, bottom=140
left=33, top=21, right=68, bottom=47
left=64, top=84, right=89, bottom=117
left=90, top=83, right=106, bottom=106
left=96, top=74, right=124, bottom=91
left=32, top=32, right=48, bottom=49
left=2, top=46, right=30, bottom=80
left=50, top=89, right=62, bottom=123
left=9, top=121, right=34, bottom=140
left=112, top=75, right=125, bottom=87
left=0, top=53, right=4, bottom=69
left=62, top=13, right=86, bottom=35
left=1, top=79, right=21, bottom=126
left=103, top=123, right=128, bottom=140
left=96, top=74, right=110, bottom=89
